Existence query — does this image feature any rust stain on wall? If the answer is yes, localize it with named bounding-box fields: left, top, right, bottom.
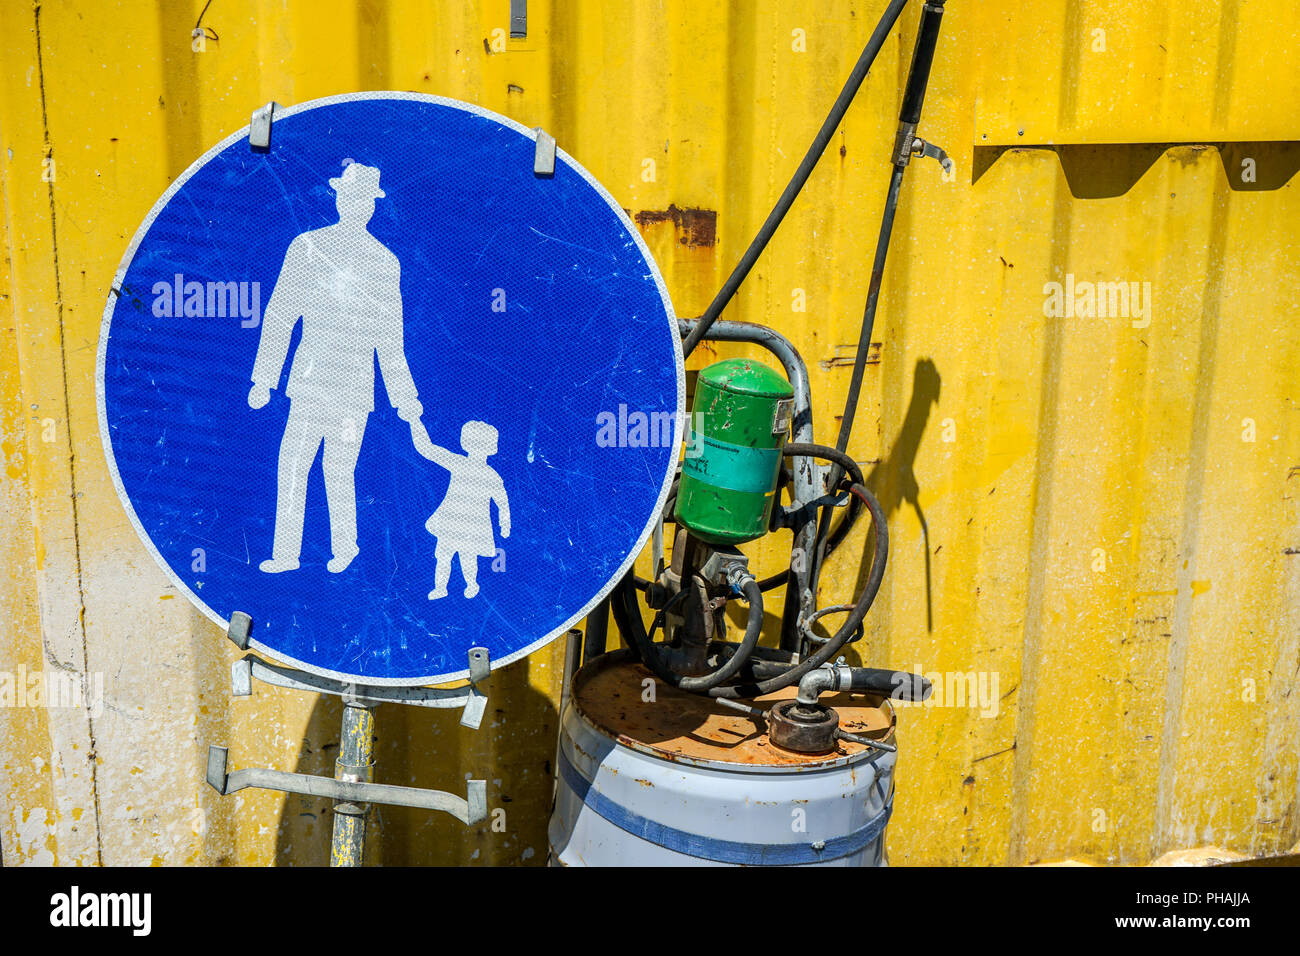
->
left=631, top=205, right=718, bottom=248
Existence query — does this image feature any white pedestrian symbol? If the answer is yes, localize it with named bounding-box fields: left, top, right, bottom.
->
left=410, top=420, right=511, bottom=599
left=248, top=162, right=423, bottom=574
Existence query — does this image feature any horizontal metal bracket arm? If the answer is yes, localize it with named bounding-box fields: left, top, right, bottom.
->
left=232, top=653, right=480, bottom=710
left=206, top=745, right=487, bottom=825
left=225, top=610, right=491, bottom=729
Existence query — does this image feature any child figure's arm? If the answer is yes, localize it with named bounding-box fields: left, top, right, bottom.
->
left=409, top=418, right=457, bottom=470
left=493, top=477, right=511, bottom=539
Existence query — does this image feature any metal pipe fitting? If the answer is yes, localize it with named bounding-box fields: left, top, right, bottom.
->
left=796, top=664, right=854, bottom=706
left=796, top=663, right=933, bottom=706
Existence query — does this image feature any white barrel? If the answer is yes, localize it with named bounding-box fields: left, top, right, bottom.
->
left=548, top=654, right=896, bottom=867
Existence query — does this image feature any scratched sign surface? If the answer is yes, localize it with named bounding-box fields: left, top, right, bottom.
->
left=97, top=93, right=683, bottom=685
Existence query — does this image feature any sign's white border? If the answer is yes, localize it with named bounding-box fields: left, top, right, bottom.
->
left=96, top=92, right=685, bottom=687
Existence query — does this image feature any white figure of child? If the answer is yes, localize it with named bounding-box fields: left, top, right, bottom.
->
left=410, top=419, right=510, bottom=599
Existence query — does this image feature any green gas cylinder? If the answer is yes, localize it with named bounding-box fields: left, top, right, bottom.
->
left=675, top=358, right=795, bottom=545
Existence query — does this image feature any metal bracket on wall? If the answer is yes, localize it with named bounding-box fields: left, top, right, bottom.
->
left=226, top=609, right=253, bottom=649
left=462, top=646, right=490, bottom=729
left=892, top=122, right=952, bottom=174
left=910, top=137, right=953, bottom=174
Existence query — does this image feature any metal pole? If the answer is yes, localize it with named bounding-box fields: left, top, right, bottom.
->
left=582, top=598, right=610, bottom=667
left=330, top=698, right=375, bottom=867
left=551, top=629, right=583, bottom=815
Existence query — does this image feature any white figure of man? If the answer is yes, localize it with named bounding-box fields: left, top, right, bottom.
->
left=248, top=162, right=422, bottom=573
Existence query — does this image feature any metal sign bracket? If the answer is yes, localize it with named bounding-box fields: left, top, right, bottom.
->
left=249, top=101, right=281, bottom=151
left=533, top=127, right=556, bottom=176
left=208, top=609, right=490, bottom=865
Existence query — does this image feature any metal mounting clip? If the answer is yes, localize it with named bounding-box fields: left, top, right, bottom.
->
left=533, top=128, right=556, bottom=177
left=222, top=616, right=491, bottom=728
left=250, top=101, right=282, bottom=151
left=891, top=119, right=953, bottom=174
left=910, top=137, right=953, bottom=174
left=226, top=610, right=253, bottom=649
left=461, top=647, right=490, bottom=730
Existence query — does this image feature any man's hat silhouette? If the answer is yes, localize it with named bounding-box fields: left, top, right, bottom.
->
left=330, top=162, right=385, bottom=199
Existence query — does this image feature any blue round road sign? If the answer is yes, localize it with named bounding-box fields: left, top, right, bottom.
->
left=98, top=93, right=683, bottom=685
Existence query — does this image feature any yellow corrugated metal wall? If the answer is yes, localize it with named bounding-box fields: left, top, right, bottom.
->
left=2, top=0, right=1298, bottom=866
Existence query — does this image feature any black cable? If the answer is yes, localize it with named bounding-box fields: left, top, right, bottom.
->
left=898, top=0, right=946, bottom=127
left=645, top=587, right=691, bottom=642
left=610, top=572, right=642, bottom=657
left=815, top=3, right=947, bottom=601
left=757, top=443, right=867, bottom=591
left=824, top=1, right=948, bottom=503
left=786, top=442, right=863, bottom=487
left=809, top=129, right=904, bottom=598
left=830, top=166, right=903, bottom=472
left=679, top=0, right=911, bottom=359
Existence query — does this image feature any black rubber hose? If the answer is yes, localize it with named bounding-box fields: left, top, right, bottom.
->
left=751, top=661, right=929, bottom=701
left=831, top=166, right=903, bottom=470
left=827, top=1, right=947, bottom=481
left=713, top=642, right=795, bottom=665
left=845, top=666, right=932, bottom=701
left=645, top=587, right=691, bottom=642
left=680, top=0, right=910, bottom=359
left=785, top=442, right=864, bottom=487
left=899, top=1, right=946, bottom=126
left=610, top=572, right=643, bottom=656
left=757, top=444, right=867, bottom=591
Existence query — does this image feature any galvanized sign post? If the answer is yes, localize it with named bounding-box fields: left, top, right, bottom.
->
left=98, top=92, right=684, bottom=864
